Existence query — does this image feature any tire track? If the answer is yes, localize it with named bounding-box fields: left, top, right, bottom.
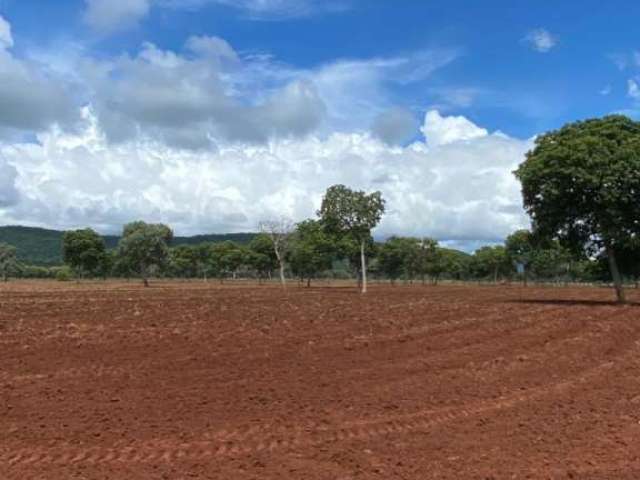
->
left=4, top=337, right=637, bottom=468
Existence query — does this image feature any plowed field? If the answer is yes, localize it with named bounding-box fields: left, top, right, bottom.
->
left=1, top=282, right=639, bottom=479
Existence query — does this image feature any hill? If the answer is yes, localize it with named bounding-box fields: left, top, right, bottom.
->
left=0, top=226, right=256, bottom=266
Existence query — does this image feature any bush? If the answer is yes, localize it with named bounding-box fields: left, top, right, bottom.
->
left=54, top=266, right=73, bottom=282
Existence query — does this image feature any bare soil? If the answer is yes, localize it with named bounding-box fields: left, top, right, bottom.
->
left=1, top=281, right=639, bottom=479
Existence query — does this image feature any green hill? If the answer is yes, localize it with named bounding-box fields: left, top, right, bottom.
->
left=0, top=226, right=256, bottom=266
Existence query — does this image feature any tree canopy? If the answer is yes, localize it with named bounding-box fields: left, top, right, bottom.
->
left=515, top=115, right=640, bottom=302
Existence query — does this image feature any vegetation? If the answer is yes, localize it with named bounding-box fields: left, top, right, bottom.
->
left=2, top=116, right=639, bottom=294
left=117, top=222, right=173, bottom=287
left=318, top=184, right=385, bottom=293
left=515, top=115, right=640, bottom=303
left=62, top=229, right=108, bottom=279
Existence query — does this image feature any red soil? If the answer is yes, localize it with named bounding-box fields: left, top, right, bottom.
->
left=1, top=281, right=639, bottom=479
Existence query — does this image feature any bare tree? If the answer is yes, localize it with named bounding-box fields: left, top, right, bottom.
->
left=259, top=218, right=294, bottom=287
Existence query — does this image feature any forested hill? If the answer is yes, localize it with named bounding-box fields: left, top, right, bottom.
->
left=0, top=226, right=256, bottom=266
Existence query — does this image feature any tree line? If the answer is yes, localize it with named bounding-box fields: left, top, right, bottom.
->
left=0, top=115, right=638, bottom=301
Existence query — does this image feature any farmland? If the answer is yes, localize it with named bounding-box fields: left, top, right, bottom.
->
left=1, top=282, right=639, bottom=479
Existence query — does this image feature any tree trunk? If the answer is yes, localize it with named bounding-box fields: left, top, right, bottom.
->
left=523, top=268, right=528, bottom=287
left=143, top=277, right=149, bottom=288
left=306, top=277, right=311, bottom=288
left=606, top=246, right=626, bottom=304
left=493, top=266, right=498, bottom=284
left=278, top=261, right=286, bottom=287
left=360, top=239, right=367, bottom=294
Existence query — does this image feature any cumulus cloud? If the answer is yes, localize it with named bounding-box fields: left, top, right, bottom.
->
left=371, top=107, right=418, bottom=145
left=523, top=28, right=557, bottom=53
left=0, top=17, right=78, bottom=137
left=0, top=109, right=531, bottom=246
left=83, top=0, right=151, bottom=33
left=83, top=39, right=326, bottom=148
left=0, top=156, right=18, bottom=207
left=420, top=110, right=488, bottom=147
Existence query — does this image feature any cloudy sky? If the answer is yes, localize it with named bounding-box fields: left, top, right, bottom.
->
left=0, top=0, right=638, bottom=249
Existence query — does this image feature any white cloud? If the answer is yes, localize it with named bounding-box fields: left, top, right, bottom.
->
left=420, top=110, right=488, bottom=147
left=0, top=15, right=13, bottom=49
left=371, top=107, right=418, bottom=145
left=523, top=28, right=557, bottom=53
left=628, top=79, right=640, bottom=100
left=83, top=0, right=151, bottom=33
left=0, top=109, right=531, bottom=245
left=0, top=17, right=78, bottom=136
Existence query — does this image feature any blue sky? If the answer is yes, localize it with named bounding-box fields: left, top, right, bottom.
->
left=0, top=0, right=637, bottom=247
left=4, top=0, right=638, bottom=137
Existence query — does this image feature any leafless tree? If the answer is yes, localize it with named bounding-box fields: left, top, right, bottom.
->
left=259, top=218, right=294, bottom=286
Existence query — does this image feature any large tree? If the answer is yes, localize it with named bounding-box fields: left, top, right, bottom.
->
left=62, top=228, right=107, bottom=279
left=117, top=221, right=173, bottom=287
left=515, top=115, right=640, bottom=303
left=0, top=243, right=18, bottom=281
left=318, top=184, right=385, bottom=293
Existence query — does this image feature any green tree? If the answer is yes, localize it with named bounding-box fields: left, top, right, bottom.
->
left=289, top=220, right=335, bottom=287
left=117, top=221, right=173, bottom=287
left=0, top=243, right=19, bottom=281
left=505, top=229, right=535, bottom=286
left=318, top=184, right=385, bottom=293
left=247, top=234, right=279, bottom=281
left=210, top=241, right=247, bottom=282
left=169, top=245, right=201, bottom=278
left=62, top=228, right=107, bottom=279
left=515, top=115, right=640, bottom=303
left=472, top=246, right=510, bottom=282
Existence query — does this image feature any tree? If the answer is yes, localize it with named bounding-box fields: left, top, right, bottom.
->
left=209, top=241, right=247, bottom=282
left=247, top=234, right=279, bottom=281
left=472, top=246, right=510, bottom=282
left=505, top=230, right=535, bottom=286
left=515, top=115, right=640, bottom=303
left=117, top=221, right=173, bottom=287
left=62, top=228, right=107, bottom=279
left=169, top=245, right=200, bottom=278
left=259, top=219, right=294, bottom=286
left=0, top=243, right=18, bottom=281
left=377, top=237, right=407, bottom=284
left=289, top=220, right=335, bottom=287
left=318, top=185, right=385, bottom=293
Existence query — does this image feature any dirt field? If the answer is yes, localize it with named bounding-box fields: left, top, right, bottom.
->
left=1, top=281, right=639, bottom=479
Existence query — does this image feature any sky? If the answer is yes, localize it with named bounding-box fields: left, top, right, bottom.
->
left=0, top=0, right=638, bottom=250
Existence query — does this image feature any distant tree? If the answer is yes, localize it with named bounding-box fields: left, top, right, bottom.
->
left=472, top=245, right=510, bottom=282
left=169, top=245, right=200, bottom=278
left=515, top=115, right=640, bottom=303
left=62, top=228, right=107, bottom=279
left=318, top=185, right=385, bottom=293
left=377, top=237, right=407, bottom=284
left=259, top=218, right=294, bottom=286
left=505, top=230, right=535, bottom=286
left=438, top=248, right=472, bottom=281
left=289, top=220, right=335, bottom=287
left=247, top=234, right=279, bottom=281
left=117, top=221, right=173, bottom=287
left=210, top=241, right=247, bottom=282
left=529, top=242, right=573, bottom=282
left=0, top=243, right=18, bottom=281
